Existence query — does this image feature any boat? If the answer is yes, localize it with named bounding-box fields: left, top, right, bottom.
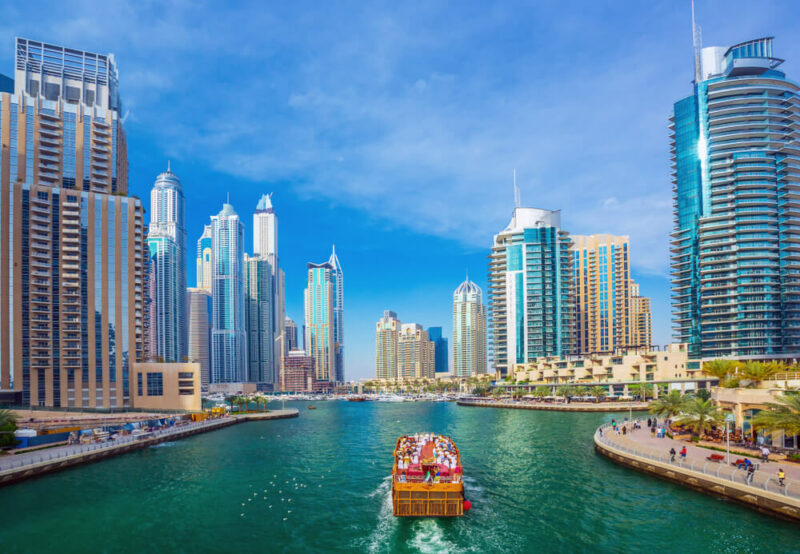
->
left=347, top=396, right=367, bottom=402
left=307, top=405, right=317, bottom=410
left=391, top=433, right=465, bottom=517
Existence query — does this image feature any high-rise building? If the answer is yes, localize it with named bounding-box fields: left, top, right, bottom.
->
left=488, top=206, right=573, bottom=376
left=282, top=349, right=314, bottom=392
left=244, top=254, right=275, bottom=388
left=210, top=203, right=247, bottom=383
left=398, top=323, right=435, bottom=380
left=285, top=317, right=298, bottom=351
left=0, top=38, right=147, bottom=408
left=187, top=287, right=212, bottom=387
left=376, top=310, right=401, bottom=379
left=572, top=234, right=651, bottom=355
left=452, top=278, right=487, bottom=376
left=630, top=282, right=652, bottom=349
left=146, top=166, right=186, bottom=363
left=304, top=260, right=335, bottom=383
left=196, top=224, right=212, bottom=292
left=427, top=327, right=449, bottom=374
left=671, top=34, right=800, bottom=357
left=328, top=246, right=344, bottom=383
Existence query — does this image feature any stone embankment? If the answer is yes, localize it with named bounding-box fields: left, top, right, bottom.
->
left=0, top=409, right=299, bottom=487
left=457, top=400, right=649, bottom=412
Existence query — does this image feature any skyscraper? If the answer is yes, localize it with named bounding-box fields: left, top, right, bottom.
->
left=488, top=206, right=573, bottom=376
left=285, top=317, right=298, bottom=351
left=304, top=260, right=335, bottom=383
left=427, top=327, right=449, bottom=374
left=210, top=203, right=247, bottom=382
left=671, top=33, right=800, bottom=357
left=328, top=246, right=344, bottom=383
left=452, top=278, right=487, bottom=376
left=244, top=254, right=275, bottom=388
left=398, top=323, right=435, bottom=379
left=196, top=224, right=212, bottom=291
left=0, top=38, right=147, bottom=408
left=376, top=310, right=400, bottom=379
left=146, top=166, right=186, bottom=363
left=187, top=287, right=212, bottom=387
left=630, top=282, right=652, bottom=349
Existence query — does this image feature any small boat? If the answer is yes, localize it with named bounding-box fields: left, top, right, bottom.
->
left=307, top=405, right=317, bottom=410
left=347, top=396, right=367, bottom=402
left=392, top=433, right=465, bottom=517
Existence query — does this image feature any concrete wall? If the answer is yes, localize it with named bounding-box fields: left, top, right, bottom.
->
left=132, top=363, right=201, bottom=412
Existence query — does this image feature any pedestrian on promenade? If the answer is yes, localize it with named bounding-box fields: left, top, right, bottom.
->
left=622, top=426, right=627, bottom=436
left=669, top=447, right=676, bottom=462
left=680, top=446, right=687, bottom=460
left=598, top=426, right=603, bottom=437
left=761, top=446, right=770, bottom=462
left=611, top=419, right=617, bottom=430
left=778, top=468, right=786, bottom=487
left=651, top=426, right=656, bottom=438
left=746, top=464, right=756, bottom=485
left=647, top=418, right=651, bottom=428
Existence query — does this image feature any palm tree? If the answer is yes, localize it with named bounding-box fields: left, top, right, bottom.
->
left=702, top=359, right=739, bottom=382
left=532, top=386, right=548, bottom=401
left=555, top=385, right=574, bottom=404
left=0, top=408, right=17, bottom=447
left=739, top=361, right=782, bottom=388
left=588, top=386, right=606, bottom=403
left=674, top=398, right=724, bottom=438
left=225, top=395, right=237, bottom=411
left=751, top=394, right=800, bottom=436
left=649, top=390, right=685, bottom=418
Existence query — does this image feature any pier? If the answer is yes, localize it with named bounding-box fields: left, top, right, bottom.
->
left=457, top=400, right=650, bottom=412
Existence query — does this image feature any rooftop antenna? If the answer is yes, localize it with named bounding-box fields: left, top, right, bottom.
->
left=167, top=160, right=171, bottom=172
left=227, top=192, right=230, bottom=204
left=513, top=169, right=521, bottom=209
left=692, top=0, right=703, bottom=83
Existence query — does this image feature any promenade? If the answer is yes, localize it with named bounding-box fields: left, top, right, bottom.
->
left=458, top=399, right=650, bottom=412
left=595, top=419, right=800, bottom=521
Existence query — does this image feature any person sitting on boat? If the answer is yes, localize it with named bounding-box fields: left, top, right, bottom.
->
left=433, top=471, right=441, bottom=484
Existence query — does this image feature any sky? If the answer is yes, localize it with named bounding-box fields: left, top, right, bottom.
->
left=3, top=1, right=800, bottom=380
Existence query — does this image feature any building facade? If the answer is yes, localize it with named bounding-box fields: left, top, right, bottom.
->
left=328, top=246, right=344, bottom=383
left=375, top=310, right=400, bottom=380
left=131, top=362, right=201, bottom=412
left=304, top=260, right=335, bottom=383
left=196, top=224, right=212, bottom=291
left=187, top=287, right=212, bottom=388
left=282, top=349, right=314, bottom=392
left=488, top=207, right=574, bottom=376
left=452, top=278, right=487, bottom=376
left=285, top=317, right=298, bottom=352
left=427, top=326, right=449, bottom=374
left=630, top=282, right=653, bottom=350
left=671, top=36, right=800, bottom=358
left=244, top=254, right=275, bottom=387
left=146, top=166, right=186, bottom=363
left=0, top=38, right=147, bottom=408
left=210, top=203, right=247, bottom=383
left=398, top=323, right=435, bottom=380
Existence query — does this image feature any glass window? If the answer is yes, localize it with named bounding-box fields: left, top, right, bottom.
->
left=146, top=372, right=163, bottom=396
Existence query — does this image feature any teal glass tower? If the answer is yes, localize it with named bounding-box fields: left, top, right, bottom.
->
left=488, top=207, right=574, bottom=376
left=245, top=254, right=275, bottom=388
left=427, top=327, right=448, bottom=373
left=304, top=259, right=335, bottom=384
left=671, top=36, right=800, bottom=357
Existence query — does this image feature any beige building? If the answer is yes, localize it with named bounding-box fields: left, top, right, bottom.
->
left=452, top=278, right=487, bottom=376
left=398, top=323, right=435, bottom=380
left=187, top=288, right=212, bottom=388
left=630, top=282, right=652, bottom=349
left=375, top=310, right=400, bottom=380
left=282, top=349, right=314, bottom=392
left=196, top=224, right=213, bottom=292
left=571, top=234, right=652, bottom=355
left=131, top=363, right=201, bottom=411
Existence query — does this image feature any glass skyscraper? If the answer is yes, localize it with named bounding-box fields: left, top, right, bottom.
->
left=146, top=165, right=186, bottom=363
left=196, top=224, right=212, bottom=292
left=245, top=254, right=275, bottom=387
left=488, top=207, right=573, bottom=376
left=187, top=287, right=212, bottom=387
left=328, top=246, right=344, bottom=383
left=0, top=38, right=147, bottom=408
left=452, top=279, right=487, bottom=376
left=304, top=259, right=335, bottom=383
left=210, top=203, right=247, bottom=382
left=671, top=36, right=800, bottom=358
left=426, top=326, right=449, bottom=374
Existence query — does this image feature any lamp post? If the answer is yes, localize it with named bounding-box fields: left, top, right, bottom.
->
left=274, top=332, right=285, bottom=410
left=725, top=413, right=735, bottom=465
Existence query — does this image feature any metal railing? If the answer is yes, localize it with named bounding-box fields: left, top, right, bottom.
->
left=0, top=417, right=233, bottom=473
left=595, top=421, right=800, bottom=501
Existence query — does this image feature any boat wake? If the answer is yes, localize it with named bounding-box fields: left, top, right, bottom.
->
left=408, top=519, right=462, bottom=554
left=359, top=476, right=397, bottom=553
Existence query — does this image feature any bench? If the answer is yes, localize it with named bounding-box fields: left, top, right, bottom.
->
left=706, top=453, right=724, bottom=462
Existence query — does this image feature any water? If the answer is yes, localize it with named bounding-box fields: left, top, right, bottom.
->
left=1, top=401, right=799, bottom=553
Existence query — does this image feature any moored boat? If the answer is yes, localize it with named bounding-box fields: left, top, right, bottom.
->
left=391, top=433, right=465, bottom=517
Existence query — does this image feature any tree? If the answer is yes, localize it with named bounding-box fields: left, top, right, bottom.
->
left=649, top=390, right=685, bottom=418
left=532, top=386, right=548, bottom=401
left=0, top=409, right=17, bottom=448
left=225, top=395, right=237, bottom=410
left=628, top=383, right=654, bottom=401
left=693, top=388, right=712, bottom=401
left=588, top=386, right=606, bottom=403
left=512, top=389, right=525, bottom=401
left=555, top=385, right=574, bottom=403
left=751, top=394, right=800, bottom=436
left=674, top=398, right=724, bottom=438
left=702, top=359, right=738, bottom=383
left=739, top=361, right=782, bottom=388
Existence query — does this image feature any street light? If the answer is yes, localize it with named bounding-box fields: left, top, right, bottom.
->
left=725, top=413, right=736, bottom=465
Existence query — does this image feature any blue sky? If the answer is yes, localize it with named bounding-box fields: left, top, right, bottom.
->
left=3, top=1, right=800, bottom=380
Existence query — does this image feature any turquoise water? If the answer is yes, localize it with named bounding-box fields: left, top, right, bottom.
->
left=1, top=401, right=799, bottom=553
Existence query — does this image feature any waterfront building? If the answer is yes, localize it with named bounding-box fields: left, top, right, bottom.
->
left=196, top=224, right=212, bottom=292
left=630, top=282, right=653, bottom=349
left=187, top=287, right=212, bottom=388
left=452, top=278, right=487, bottom=376
left=146, top=166, right=187, bottom=363
left=427, top=327, right=449, bottom=374
left=328, top=246, right=344, bottom=383
left=285, top=317, right=299, bottom=351
left=282, top=349, right=314, bottom=392
left=376, top=310, right=401, bottom=380
left=571, top=234, right=652, bottom=354
left=304, top=259, right=335, bottom=384
left=488, top=206, right=574, bottom=376
left=671, top=34, right=800, bottom=358
left=244, top=254, right=275, bottom=388
left=210, top=203, right=247, bottom=383
left=131, top=362, right=201, bottom=411
left=398, top=323, right=435, bottom=380
left=0, top=38, right=147, bottom=408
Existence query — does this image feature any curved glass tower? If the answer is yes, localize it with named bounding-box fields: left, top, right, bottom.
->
left=452, top=278, right=487, bottom=377
left=671, top=37, right=800, bottom=358
left=146, top=166, right=186, bottom=363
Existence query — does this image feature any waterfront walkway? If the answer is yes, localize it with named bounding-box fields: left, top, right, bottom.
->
left=458, top=399, right=649, bottom=412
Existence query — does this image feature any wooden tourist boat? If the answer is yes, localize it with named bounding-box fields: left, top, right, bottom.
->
left=391, top=434, right=465, bottom=517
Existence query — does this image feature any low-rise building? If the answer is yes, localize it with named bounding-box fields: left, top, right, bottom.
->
left=131, top=363, right=202, bottom=412
left=283, top=349, right=315, bottom=392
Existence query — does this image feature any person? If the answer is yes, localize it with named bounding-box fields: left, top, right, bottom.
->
left=746, top=463, right=755, bottom=485
left=651, top=426, right=656, bottom=438
left=611, top=419, right=617, bottom=430
left=761, top=446, right=770, bottom=462
left=434, top=471, right=441, bottom=484
left=669, top=447, right=676, bottom=462
left=680, top=446, right=687, bottom=460
left=647, top=418, right=652, bottom=428
left=622, top=426, right=627, bottom=436
left=598, top=426, right=603, bottom=437
left=778, top=468, right=786, bottom=487
left=738, top=458, right=752, bottom=470
left=424, top=470, right=432, bottom=484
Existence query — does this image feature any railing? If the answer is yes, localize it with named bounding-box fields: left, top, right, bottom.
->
left=595, top=421, right=800, bottom=501
left=0, top=417, right=233, bottom=474
left=766, top=372, right=800, bottom=382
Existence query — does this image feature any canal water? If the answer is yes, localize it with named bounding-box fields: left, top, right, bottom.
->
left=1, top=401, right=799, bottom=553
